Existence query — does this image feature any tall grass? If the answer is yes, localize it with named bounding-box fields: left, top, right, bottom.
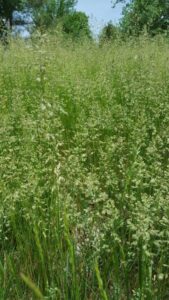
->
left=0, top=35, right=169, bottom=299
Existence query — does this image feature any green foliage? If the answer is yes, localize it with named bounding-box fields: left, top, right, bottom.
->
left=0, top=35, right=169, bottom=299
left=31, top=0, right=59, bottom=29
left=0, top=18, right=8, bottom=43
left=28, top=0, right=77, bottom=30
left=99, top=22, right=120, bottom=43
left=114, top=0, right=169, bottom=36
left=0, top=0, right=24, bottom=28
left=62, top=11, right=91, bottom=39
left=57, top=0, right=77, bottom=17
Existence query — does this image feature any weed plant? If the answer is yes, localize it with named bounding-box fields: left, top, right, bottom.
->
left=0, top=35, right=169, bottom=299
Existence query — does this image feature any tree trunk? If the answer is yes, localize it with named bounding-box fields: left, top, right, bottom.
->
left=9, top=14, right=13, bottom=30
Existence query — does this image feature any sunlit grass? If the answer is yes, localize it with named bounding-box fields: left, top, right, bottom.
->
left=0, top=35, right=169, bottom=299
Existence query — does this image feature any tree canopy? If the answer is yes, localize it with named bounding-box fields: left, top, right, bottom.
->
left=0, top=0, right=77, bottom=30
left=27, top=0, right=77, bottom=29
left=99, top=22, right=119, bottom=43
left=62, top=11, right=91, bottom=39
left=113, top=0, right=169, bottom=36
left=0, top=0, right=24, bottom=28
left=0, top=0, right=91, bottom=41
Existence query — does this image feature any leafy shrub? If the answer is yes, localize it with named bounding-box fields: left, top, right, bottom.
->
left=62, top=11, right=91, bottom=39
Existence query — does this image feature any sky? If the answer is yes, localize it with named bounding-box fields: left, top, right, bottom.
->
left=76, top=0, right=124, bottom=35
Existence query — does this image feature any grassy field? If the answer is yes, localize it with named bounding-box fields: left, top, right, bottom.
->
left=0, top=35, right=169, bottom=299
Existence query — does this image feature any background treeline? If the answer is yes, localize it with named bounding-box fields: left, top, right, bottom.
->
left=1, top=0, right=169, bottom=43
left=0, top=0, right=91, bottom=41
left=100, top=0, right=169, bottom=42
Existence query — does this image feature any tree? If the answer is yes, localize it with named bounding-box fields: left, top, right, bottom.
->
left=57, top=0, right=77, bottom=17
left=0, top=0, right=24, bottom=29
left=0, top=17, right=8, bottom=44
left=27, top=0, right=77, bottom=29
left=62, top=11, right=91, bottom=39
left=99, top=22, right=119, bottom=43
left=113, top=0, right=169, bottom=36
left=30, top=0, right=58, bottom=29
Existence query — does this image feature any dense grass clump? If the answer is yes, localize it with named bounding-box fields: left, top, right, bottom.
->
left=0, top=36, right=169, bottom=299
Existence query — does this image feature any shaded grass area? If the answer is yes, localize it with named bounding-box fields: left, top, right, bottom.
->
left=0, top=36, right=169, bottom=299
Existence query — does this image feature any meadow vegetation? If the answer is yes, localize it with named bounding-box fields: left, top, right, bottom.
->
left=0, top=35, right=169, bottom=299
